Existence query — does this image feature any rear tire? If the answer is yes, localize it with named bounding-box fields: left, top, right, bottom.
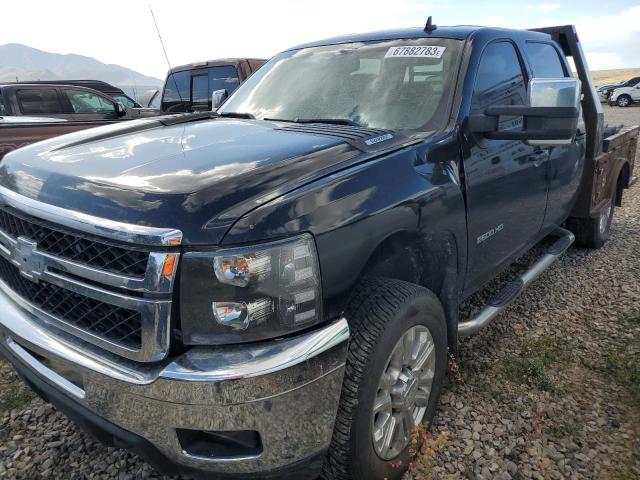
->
left=616, top=95, right=632, bottom=107
left=566, top=195, right=615, bottom=249
left=323, top=277, right=448, bottom=480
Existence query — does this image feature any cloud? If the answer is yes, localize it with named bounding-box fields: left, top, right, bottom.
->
left=0, top=0, right=638, bottom=77
left=551, top=5, right=640, bottom=70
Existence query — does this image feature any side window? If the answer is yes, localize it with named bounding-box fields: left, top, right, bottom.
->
left=16, top=88, right=64, bottom=114
left=624, top=76, right=640, bottom=87
left=113, top=95, right=137, bottom=108
left=525, top=42, right=567, bottom=78
left=162, top=71, right=191, bottom=104
left=191, top=74, right=209, bottom=105
left=0, top=90, right=5, bottom=115
left=64, top=89, right=116, bottom=114
left=472, top=42, right=527, bottom=130
left=209, top=66, right=240, bottom=97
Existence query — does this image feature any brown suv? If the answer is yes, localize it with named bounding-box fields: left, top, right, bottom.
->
left=0, top=84, right=143, bottom=120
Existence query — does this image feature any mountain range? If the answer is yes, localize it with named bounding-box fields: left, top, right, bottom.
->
left=0, top=43, right=163, bottom=98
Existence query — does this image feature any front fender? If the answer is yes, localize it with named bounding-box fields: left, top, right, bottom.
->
left=222, top=147, right=420, bottom=300
left=223, top=142, right=466, bottom=325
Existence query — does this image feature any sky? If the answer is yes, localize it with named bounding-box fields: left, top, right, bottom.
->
left=1, top=0, right=639, bottom=80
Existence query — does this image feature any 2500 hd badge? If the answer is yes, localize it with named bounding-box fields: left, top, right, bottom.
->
left=477, top=223, right=505, bottom=244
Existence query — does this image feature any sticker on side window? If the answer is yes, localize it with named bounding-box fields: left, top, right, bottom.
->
left=384, top=46, right=446, bottom=59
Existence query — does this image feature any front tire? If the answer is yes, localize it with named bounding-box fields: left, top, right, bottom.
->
left=323, top=278, right=448, bottom=480
left=616, top=95, right=632, bottom=107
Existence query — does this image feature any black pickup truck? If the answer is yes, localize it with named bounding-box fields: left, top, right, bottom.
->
left=0, top=23, right=637, bottom=480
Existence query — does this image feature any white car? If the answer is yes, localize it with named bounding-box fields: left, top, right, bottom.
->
left=597, top=82, right=623, bottom=102
left=609, top=81, right=640, bottom=107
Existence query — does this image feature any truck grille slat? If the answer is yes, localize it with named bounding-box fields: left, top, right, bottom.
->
left=0, top=208, right=149, bottom=277
left=0, top=188, right=179, bottom=361
left=0, top=255, right=142, bottom=349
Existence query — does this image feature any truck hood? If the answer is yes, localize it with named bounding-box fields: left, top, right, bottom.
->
left=0, top=117, right=363, bottom=244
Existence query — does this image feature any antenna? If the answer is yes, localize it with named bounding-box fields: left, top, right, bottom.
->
left=424, top=16, right=437, bottom=33
left=149, top=4, right=184, bottom=104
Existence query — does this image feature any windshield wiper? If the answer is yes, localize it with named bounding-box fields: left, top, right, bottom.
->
left=262, top=117, right=363, bottom=127
left=294, top=118, right=361, bottom=127
left=263, top=117, right=297, bottom=123
left=217, top=112, right=256, bottom=119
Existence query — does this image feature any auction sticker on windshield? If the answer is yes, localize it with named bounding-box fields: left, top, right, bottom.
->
left=384, top=46, right=446, bottom=59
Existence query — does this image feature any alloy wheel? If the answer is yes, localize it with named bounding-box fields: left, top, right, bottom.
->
left=618, top=96, right=630, bottom=107
left=371, top=325, right=436, bottom=460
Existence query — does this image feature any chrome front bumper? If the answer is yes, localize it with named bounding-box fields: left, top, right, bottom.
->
left=0, top=286, right=349, bottom=477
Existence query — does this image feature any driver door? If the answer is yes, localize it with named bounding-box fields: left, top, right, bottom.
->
left=463, top=41, right=548, bottom=295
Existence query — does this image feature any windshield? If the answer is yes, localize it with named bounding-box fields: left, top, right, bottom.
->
left=219, top=38, right=463, bottom=131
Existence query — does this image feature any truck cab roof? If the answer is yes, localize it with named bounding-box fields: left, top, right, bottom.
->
left=4, top=80, right=126, bottom=95
left=168, top=58, right=267, bottom=74
left=289, top=25, right=553, bottom=50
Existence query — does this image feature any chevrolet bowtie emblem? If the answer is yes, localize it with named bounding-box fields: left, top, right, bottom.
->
left=14, top=237, right=43, bottom=283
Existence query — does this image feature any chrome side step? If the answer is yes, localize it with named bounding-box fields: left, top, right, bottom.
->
left=458, top=228, right=575, bottom=336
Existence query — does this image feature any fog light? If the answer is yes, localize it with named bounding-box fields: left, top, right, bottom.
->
left=177, top=429, right=262, bottom=459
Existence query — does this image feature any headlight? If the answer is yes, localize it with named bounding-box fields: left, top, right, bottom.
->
left=180, top=233, right=323, bottom=344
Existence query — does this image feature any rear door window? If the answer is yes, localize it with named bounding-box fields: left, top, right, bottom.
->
left=16, top=88, right=64, bottom=114
left=525, top=42, right=567, bottom=78
left=0, top=90, right=5, bottom=115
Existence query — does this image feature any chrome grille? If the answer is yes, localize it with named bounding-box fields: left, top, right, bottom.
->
left=0, top=208, right=148, bottom=277
left=0, top=255, right=142, bottom=348
left=0, top=185, right=181, bottom=363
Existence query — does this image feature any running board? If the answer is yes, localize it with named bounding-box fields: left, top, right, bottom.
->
left=458, top=227, right=575, bottom=336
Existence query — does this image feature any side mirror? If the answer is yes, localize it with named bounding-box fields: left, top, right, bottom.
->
left=115, top=102, right=127, bottom=117
left=211, top=89, right=228, bottom=111
left=469, top=78, right=581, bottom=146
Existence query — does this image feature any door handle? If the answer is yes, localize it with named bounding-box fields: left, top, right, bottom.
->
left=527, top=151, right=548, bottom=165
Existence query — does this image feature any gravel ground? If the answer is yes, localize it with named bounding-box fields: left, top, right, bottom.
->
left=599, top=103, right=640, bottom=127
left=0, top=105, right=639, bottom=480
left=409, top=105, right=640, bottom=480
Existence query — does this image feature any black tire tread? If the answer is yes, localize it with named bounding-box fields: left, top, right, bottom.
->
left=566, top=215, right=601, bottom=248
left=566, top=196, right=615, bottom=249
left=322, top=277, right=443, bottom=480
